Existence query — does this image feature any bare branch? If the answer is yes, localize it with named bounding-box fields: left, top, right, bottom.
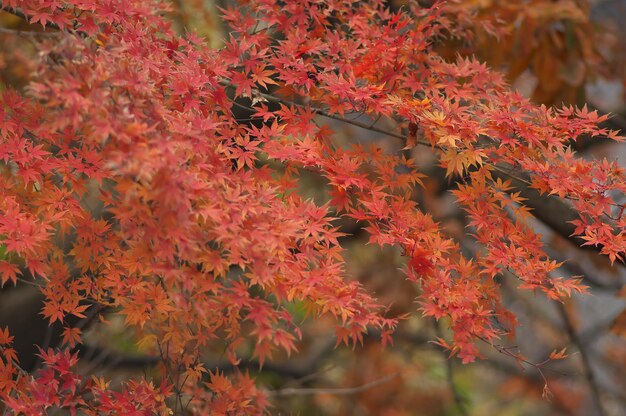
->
left=556, top=301, right=606, bottom=416
left=268, top=371, right=401, bottom=397
left=0, top=26, right=61, bottom=37
left=434, top=320, right=469, bottom=416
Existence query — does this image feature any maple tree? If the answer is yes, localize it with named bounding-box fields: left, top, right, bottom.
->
left=0, top=0, right=625, bottom=414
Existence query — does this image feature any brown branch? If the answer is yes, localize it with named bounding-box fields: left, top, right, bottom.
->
left=575, top=101, right=626, bottom=152
left=75, top=344, right=160, bottom=369
left=0, top=26, right=61, bottom=37
left=490, top=165, right=623, bottom=263
left=267, top=371, right=401, bottom=397
left=555, top=302, right=606, bottom=416
left=489, top=167, right=580, bottom=244
left=544, top=246, right=624, bottom=292
left=0, top=3, right=86, bottom=36
left=0, top=345, right=29, bottom=377
left=5, top=0, right=623, bottom=260
left=76, top=336, right=337, bottom=383
left=434, top=320, right=469, bottom=416
left=230, top=86, right=623, bottom=263
left=254, top=89, right=415, bottom=143
left=6, top=1, right=617, bottom=261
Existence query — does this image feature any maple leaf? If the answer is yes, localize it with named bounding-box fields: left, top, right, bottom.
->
left=408, top=247, right=433, bottom=277
left=1, top=0, right=624, bottom=413
left=206, top=370, right=232, bottom=394
left=440, top=148, right=485, bottom=177
left=0, top=261, right=20, bottom=286
left=549, top=347, right=568, bottom=361
left=0, top=326, right=14, bottom=345
left=61, top=326, right=82, bottom=348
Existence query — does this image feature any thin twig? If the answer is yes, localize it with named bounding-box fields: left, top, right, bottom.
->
left=16, top=276, right=45, bottom=288
left=0, top=344, right=29, bottom=377
left=0, top=345, right=30, bottom=416
left=0, top=3, right=86, bottom=37
left=281, top=364, right=336, bottom=388
left=224, top=84, right=552, bottom=196
left=0, top=26, right=61, bottom=37
left=268, top=371, right=401, bottom=397
left=434, top=320, right=469, bottom=416
left=256, top=88, right=415, bottom=143
left=555, top=301, right=606, bottom=416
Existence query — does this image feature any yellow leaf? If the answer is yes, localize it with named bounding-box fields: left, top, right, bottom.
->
left=422, top=110, right=448, bottom=127
left=437, top=134, right=460, bottom=148
left=549, top=347, right=568, bottom=360
left=440, top=149, right=484, bottom=177
left=137, top=334, right=157, bottom=351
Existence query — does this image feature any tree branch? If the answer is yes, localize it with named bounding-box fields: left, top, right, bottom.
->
left=5, top=1, right=619, bottom=261
left=556, top=302, right=606, bottom=416
left=227, top=85, right=624, bottom=263
left=0, top=26, right=61, bottom=37
left=434, top=320, right=469, bottom=416
left=267, top=371, right=401, bottom=397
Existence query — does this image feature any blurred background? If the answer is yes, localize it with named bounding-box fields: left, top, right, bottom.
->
left=1, top=0, right=625, bottom=415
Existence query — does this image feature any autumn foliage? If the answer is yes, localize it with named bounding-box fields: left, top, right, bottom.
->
left=0, top=0, right=624, bottom=414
